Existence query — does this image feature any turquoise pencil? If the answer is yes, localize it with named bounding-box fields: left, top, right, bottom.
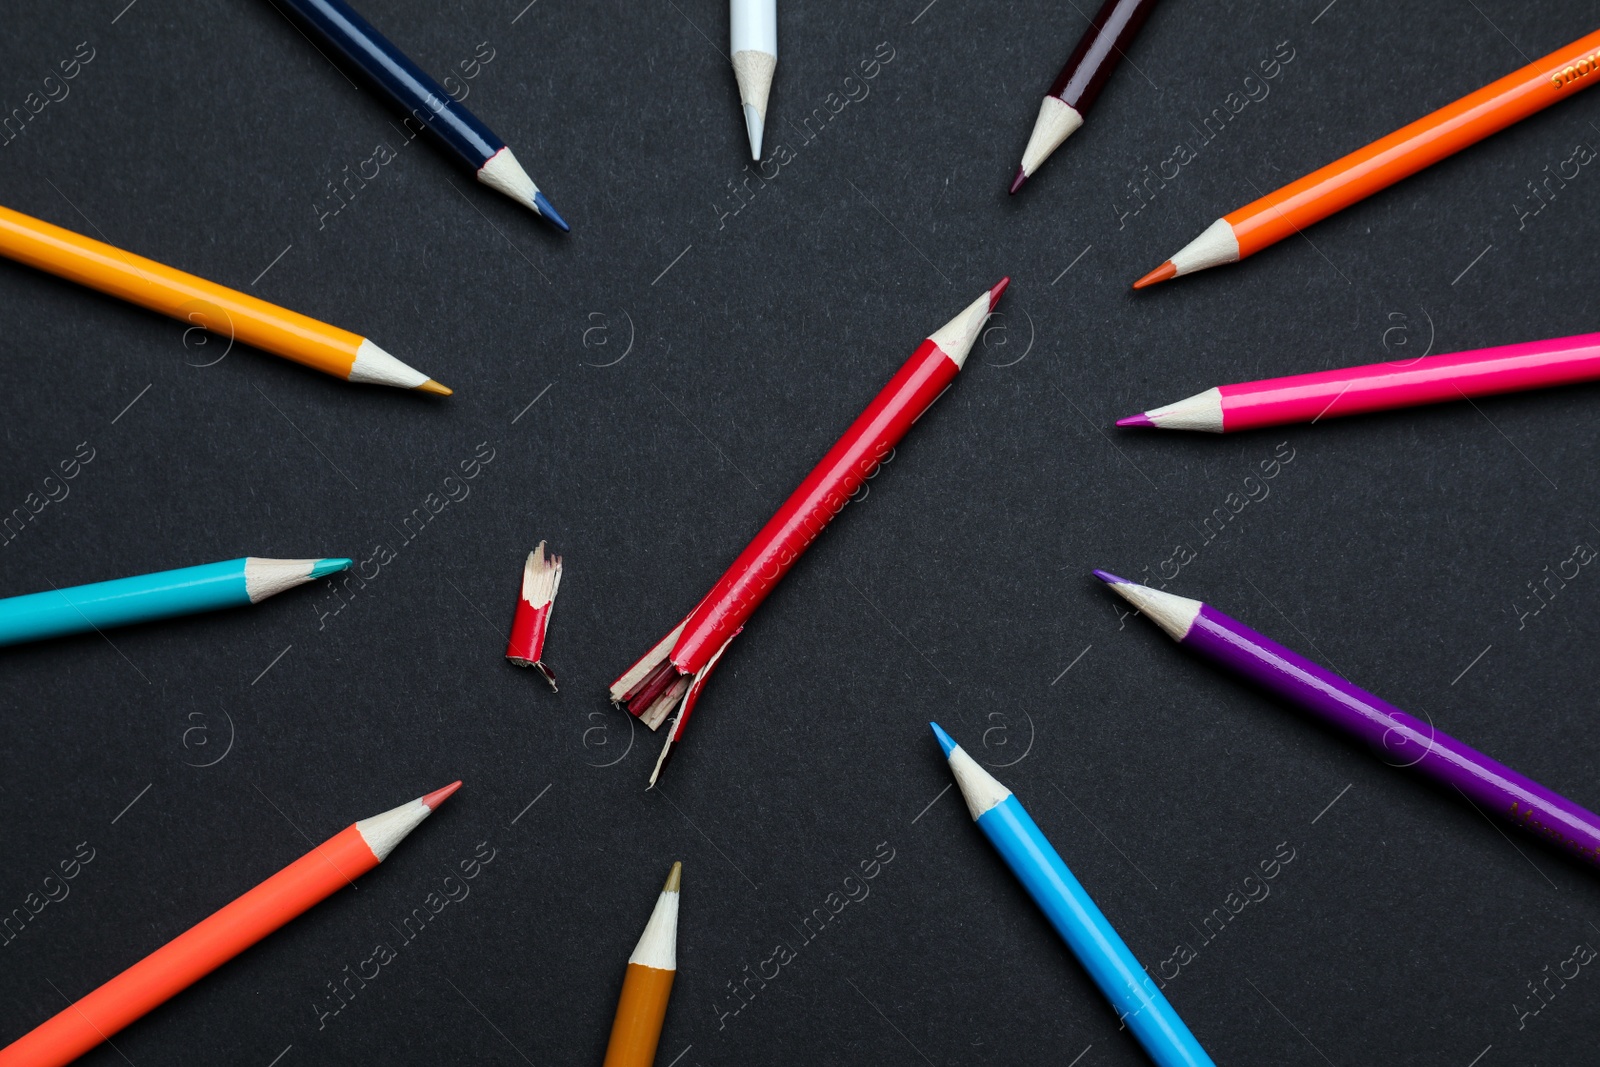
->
left=930, top=723, right=1215, bottom=1067
left=0, top=557, right=351, bottom=646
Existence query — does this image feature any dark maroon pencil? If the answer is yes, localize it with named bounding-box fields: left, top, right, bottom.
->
left=1009, top=0, right=1163, bottom=193
left=1097, top=571, right=1600, bottom=870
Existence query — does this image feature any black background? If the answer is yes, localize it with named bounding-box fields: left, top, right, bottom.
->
left=3, top=1, right=1599, bottom=1064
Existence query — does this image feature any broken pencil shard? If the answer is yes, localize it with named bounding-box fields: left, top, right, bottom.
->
left=610, top=279, right=1010, bottom=787
left=506, top=541, right=562, bottom=689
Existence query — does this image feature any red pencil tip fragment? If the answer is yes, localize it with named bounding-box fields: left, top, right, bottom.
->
left=421, top=781, right=462, bottom=810
left=1008, top=168, right=1027, bottom=195
left=1116, top=413, right=1154, bottom=428
left=1133, top=261, right=1177, bottom=290
left=988, top=277, right=1011, bottom=309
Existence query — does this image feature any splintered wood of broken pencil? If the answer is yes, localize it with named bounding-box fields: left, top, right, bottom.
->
left=609, top=278, right=1011, bottom=788
left=505, top=541, right=562, bottom=689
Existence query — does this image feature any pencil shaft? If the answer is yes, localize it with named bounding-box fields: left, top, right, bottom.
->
left=602, top=964, right=675, bottom=1067
left=1220, top=331, right=1600, bottom=430
left=0, top=205, right=365, bottom=379
left=1185, top=603, right=1600, bottom=865
left=1227, top=29, right=1600, bottom=257
left=669, top=338, right=959, bottom=672
left=0, top=559, right=251, bottom=646
left=279, top=0, right=502, bottom=168
left=1047, top=0, right=1160, bottom=114
left=0, top=827, right=376, bottom=1067
left=978, top=796, right=1215, bottom=1067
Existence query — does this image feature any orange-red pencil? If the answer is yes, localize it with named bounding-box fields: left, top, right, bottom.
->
left=0, top=783, right=460, bottom=1067
left=602, top=863, right=682, bottom=1067
left=1135, top=28, right=1600, bottom=287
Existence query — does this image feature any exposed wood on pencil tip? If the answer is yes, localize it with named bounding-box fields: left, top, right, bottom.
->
left=416, top=379, right=453, bottom=396
left=420, top=780, right=463, bottom=810
left=663, top=861, right=682, bottom=893
left=1132, top=260, right=1176, bottom=289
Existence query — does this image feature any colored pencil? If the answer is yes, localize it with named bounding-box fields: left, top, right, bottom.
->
left=0, top=204, right=449, bottom=393
left=610, top=279, right=1010, bottom=786
left=602, top=862, right=682, bottom=1067
left=929, top=723, right=1215, bottom=1067
left=730, top=0, right=777, bottom=159
left=1097, top=571, right=1600, bottom=868
left=0, top=557, right=351, bottom=647
left=0, top=783, right=460, bottom=1067
left=1134, top=28, right=1600, bottom=288
left=506, top=540, right=562, bottom=689
left=1009, top=0, right=1162, bottom=193
left=1117, top=330, right=1600, bottom=432
left=278, top=0, right=568, bottom=231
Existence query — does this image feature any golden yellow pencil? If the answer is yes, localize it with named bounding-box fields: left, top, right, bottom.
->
left=0, top=203, right=449, bottom=394
left=602, top=862, right=681, bottom=1067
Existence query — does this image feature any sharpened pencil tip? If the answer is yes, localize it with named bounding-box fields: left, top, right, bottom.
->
left=989, top=276, right=1011, bottom=309
left=533, top=191, right=570, bottom=233
left=1092, top=569, right=1129, bottom=586
left=311, top=557, right=353, bottom=578
left=1116, top=413, right=1154, bottom=428
left=1008, top=167, right=1028, bottom=196
left=1133, top=260, right=1177, bottom=290
left=929, top=721, right=958, bottom=758
left=743, top=104, right=765, bottom=160
left=663, top=861, right=682, bottom=893
left=416, top=379, right=453, bottom=396
left=420, top=781, right=462, bottom=810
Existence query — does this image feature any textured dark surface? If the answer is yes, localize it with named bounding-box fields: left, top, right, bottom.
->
left=2, top=2, right=1599, bottom=1064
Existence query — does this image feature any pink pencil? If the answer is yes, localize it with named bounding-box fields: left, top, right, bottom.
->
left=1117, top=331, right=1600, bottom=433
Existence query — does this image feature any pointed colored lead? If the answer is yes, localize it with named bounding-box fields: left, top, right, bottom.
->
left=1132, top=260, right=1177, bottom=290
left=1008, top=166, right=1029, bottom=196
left=421, top=780, right=463, bottom=810
left=1114, top=412, right=1155, bottom=428
left=929, top=721, right=958, bottom=758
left=310, top=557, right=354, bottom=579
left=533, top=191, right=570, bottom=233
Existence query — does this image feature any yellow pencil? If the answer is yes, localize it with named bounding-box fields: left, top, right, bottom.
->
left=602, top=863, right=681, bottom=1067
left=0, top=203, right=449, bottom=394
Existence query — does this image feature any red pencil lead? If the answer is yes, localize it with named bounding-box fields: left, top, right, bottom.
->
left=1132, top=261, right=1176, bottom=290
left=1008, top=168, right=1028, bottom=196
left=1116, top=413, right=1154, bottom=427
left=420, top=781, right=463, bottom=810
left=989, top=276, right=1011, bottom=309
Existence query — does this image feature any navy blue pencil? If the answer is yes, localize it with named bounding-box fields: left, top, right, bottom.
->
left=279, top=0, right=568, bottom=231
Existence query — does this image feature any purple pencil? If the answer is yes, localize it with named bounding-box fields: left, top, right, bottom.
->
left=1096, top=570, right=1600, bottom=868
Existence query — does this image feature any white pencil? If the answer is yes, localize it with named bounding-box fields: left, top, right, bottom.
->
left=730, top=0, right=777, bottom=159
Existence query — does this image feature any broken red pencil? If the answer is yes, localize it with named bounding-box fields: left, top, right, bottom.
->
left=506, top=541, right=562, bottom=689
left=610, top=278, right=1010, bottom=786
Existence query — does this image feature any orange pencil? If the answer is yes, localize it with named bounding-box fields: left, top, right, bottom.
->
left=0, top=203, right=450, bottom=393
left=0, top=782, right=461, bottom=1067
left=1135, top=27, right=1600, bottom=288
left=602, top=862, right=682, bottom=1067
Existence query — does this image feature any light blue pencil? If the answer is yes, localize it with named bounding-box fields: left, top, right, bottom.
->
left=0, top=557, right=350, bottom=646
left=930, top=722, right=1215, bottom=1067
